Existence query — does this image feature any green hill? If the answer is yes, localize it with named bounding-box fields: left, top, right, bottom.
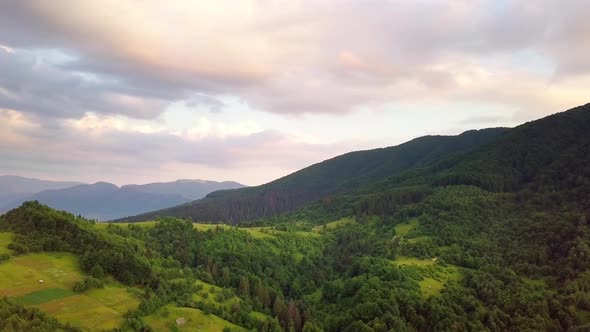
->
left=120, top=127, right=508, bottom=223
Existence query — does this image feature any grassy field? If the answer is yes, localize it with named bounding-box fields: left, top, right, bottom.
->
left=191, top=279, right=271, bottom=324
left=98, top=221, right=278, bottom=239
left=312, top=217, right=354, bottom=233
left=390, top=253, right=462, bottom=298
left=193, top=223, right=279, bottom=239
left=0, top=252, right=85, bottom=297
left=391, top=256, right=436, bottom=267
left=16, top=288, right=75, bottom=305
left=0, top=243, right=140, bottom=331
left=419, top=266, right=461, bottom=298
left=394, top=219, right=419, bottom=236
left=38, top=286, right=140, bottom=331
left=144, top=305, right=247, bottom=332
left=192, top=279, right=239, bottom=308
left=0, top=232, right=13, bottom=255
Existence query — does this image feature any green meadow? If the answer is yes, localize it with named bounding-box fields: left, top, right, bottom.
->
left=0, top=234, right=141, bottom=331
left=394, top=219, right=419, bottom=236
left=144, top=305, right=247, bottom=331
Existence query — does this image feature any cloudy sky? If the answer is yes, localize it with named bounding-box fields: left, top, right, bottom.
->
left=1, top=0, right=589, bottom=186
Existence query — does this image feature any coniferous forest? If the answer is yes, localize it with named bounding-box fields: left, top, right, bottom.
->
left=1, top=104, right=590, bottom=331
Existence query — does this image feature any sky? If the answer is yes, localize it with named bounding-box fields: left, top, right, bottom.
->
left=0, top=0, right=589, bottom=186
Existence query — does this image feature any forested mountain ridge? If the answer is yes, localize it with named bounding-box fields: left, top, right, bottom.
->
left=416, top=103, right=590, bottom=193
left=291, top=103, right=590, bottom=221
left=120, top=127, right=508, bottom=223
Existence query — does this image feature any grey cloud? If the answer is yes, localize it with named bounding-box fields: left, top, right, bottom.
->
left=0, top=50, right=167, bottom=119
left=1, top=0, right=588, bottom=117
left=0, top=114, right=342, bottom=177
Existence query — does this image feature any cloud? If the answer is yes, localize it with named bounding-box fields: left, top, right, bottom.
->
left=1, top=0, right=588, bottom=118
left=0, top=49, right=167, bottom=119
left=0, top=109, right=347, bottom=185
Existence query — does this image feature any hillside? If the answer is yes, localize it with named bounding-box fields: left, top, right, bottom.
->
left=2, top=179, right=245, bottom=221
left=0, top=202, right=291, bottom=331
left=121, top=127, right=508, bottom=223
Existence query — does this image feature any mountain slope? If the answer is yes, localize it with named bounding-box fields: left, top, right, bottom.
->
left=365, top=103, right=590, bottom=194
left=121, top=127, right=508, bottom=223
left=2, top=179, right=245, bottom=220
left=1, top=182, right=191, bottom=221
left=0, top=176, right=84, bottom=211
left=122, top=179, right=245, bottom=199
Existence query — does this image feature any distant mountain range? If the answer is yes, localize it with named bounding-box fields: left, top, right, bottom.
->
left=0, top=176, right=84, bottom=205
left=0, top=177, right=245, bottom=220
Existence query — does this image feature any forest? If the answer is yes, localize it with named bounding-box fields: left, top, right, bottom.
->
left=1, top=104, right=590, bottom=331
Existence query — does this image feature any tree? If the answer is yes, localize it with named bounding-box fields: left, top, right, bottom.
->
left=222, top=266, right=231, bottom=286
left=239, top=276, right=250, bottom=298
left=90, top=265, right=104, bottom=279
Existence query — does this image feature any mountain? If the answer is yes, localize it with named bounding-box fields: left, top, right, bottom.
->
left=120, top=127, right=509, bottom=223
left=122, top=179, right=245, bottom=199
left=0, top=176, right=84, bottom=211
left=0, top=182, right=191, bottom=221
left=1, top=179, right=246, bottom=221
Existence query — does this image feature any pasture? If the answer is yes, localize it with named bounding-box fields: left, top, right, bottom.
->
left=144, top=305, right=247, bottom=331
left=0, top=245, right=140, bottom=331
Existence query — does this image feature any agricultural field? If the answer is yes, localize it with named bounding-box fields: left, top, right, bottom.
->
left=0, top=237, right=140, bottom=331
left=391, top=256, right=436, bottom=267
left=37, top=286, right=140, bottom=331
left=144, top=305, right=247, bottom=332
left=0, top=252, right=84, bottom=297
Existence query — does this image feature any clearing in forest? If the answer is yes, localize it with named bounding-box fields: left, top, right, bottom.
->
left=0, top=243, right=140, bottom=331
left=144, top=305, right=247, bottom=332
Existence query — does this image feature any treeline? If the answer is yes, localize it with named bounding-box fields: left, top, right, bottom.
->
left=0, top=297, right=79, bottom=332
left=119, top=128, right=508, bottom=224
left=1, top=202, right=152, bottom=285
